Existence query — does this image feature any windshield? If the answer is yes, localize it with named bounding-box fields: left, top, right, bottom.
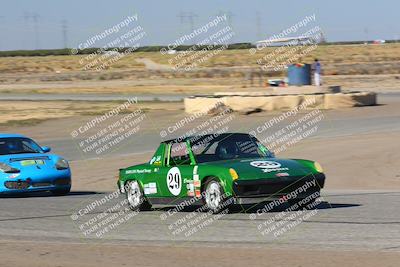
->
left=0, top=138, right=43, bottom=155
left=190, top=133, right=272, bottom=163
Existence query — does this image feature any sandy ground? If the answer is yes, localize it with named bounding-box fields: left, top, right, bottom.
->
left=1, top=44, right=400, bottom=100
left=1, top=44, right=400, bottom=74
left=0, top=101, right=183, bottom=125
left=0, top=240, right=399, bottom=267
left=0, top=74, right=399, bottom=96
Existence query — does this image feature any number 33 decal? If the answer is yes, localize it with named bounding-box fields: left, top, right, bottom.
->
left=167, top=167, right=182, bottom=196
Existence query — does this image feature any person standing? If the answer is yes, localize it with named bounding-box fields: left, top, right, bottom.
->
left=312, top=59, right=322, bottom=86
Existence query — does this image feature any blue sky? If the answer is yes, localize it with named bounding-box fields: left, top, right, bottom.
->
left=0, top=0, right=399, bottom=50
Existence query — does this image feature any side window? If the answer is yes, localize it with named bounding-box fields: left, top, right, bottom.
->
left=169, top=142, right=191, bottom=166
left=22, top=140, right=38, bottom=152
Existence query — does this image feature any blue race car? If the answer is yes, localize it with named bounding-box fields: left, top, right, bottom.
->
left=0, top=133, right=71, bottom=195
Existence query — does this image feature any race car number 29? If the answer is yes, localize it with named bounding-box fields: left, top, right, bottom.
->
left=167, top=167, right=181, bottom=196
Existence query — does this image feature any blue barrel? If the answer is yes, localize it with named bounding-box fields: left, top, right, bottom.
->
left=288, top=64, right=311, bottom=85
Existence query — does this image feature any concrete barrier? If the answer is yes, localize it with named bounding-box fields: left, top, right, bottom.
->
left=184, top=96, right=225, bottom=114
left=184, top=91, right=376, bottom=114
left=214, top=85, right=341, bottom=96
left=235, top=95, right=300, bottom=111
left=324, top=92, right=377, bottom=109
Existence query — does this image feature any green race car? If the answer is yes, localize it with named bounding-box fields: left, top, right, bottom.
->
left=118, top=133, right=325, bottom=212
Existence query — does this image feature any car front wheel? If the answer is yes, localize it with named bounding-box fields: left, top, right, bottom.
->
left=204, top=179, right=230, bottom=213
left=51, top=187, right=70, bottom=196
left=125, top=180, right=151, bottom=211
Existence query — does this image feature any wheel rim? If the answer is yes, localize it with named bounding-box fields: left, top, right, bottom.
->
left=205, top=181, right=221, bottom=210
left=127, top=181, right=141, bottom=208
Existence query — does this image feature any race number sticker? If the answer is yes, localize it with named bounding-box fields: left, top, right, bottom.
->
left=250, top=161, right=281, bottom=169
left=167, top=167, right=182, bottom=196
left=250, top=161, right=289, bottom=173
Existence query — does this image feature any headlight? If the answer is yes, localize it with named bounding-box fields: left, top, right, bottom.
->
left=314, top=162, right=323, bottom=173
left=55, top=158, right=69, bottom=170
left=229, top=168, right=239, bottom=181
left=0, top=162, right=20, bottom=173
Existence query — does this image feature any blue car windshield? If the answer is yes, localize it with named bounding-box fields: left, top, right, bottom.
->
left=0, top=138, right=43, bottom=155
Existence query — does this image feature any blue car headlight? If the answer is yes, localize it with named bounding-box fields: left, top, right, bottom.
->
left=0, top=162, right=20, bottom=173
left=55, top=158, right=69, bottom=170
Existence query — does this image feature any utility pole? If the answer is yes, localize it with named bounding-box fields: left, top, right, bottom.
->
left=226, top=11, right=234, bottom=29
left=22, top=12, right=30, bottom=49
left=216, top=10, right=234, bottom=28
left=0, top=16, right=4, bottom=50
left=319, top=29, right=327, bottom=44
left=216, top=10, right=235, bottom=43
left=22, top=12, right=29, bottom=24
left=256, top=11, right=262, bottom=41
left=177, top=11, right=198, bottom=44
left=32, top=13, right=40, bottom=49
left=61, top=19, right=68, bottom=48
left=364, top=27, right=369, bottom=43
left=187, top=12, right=197, bottom=34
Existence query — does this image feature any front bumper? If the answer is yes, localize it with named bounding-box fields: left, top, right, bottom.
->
left=0, top=171, right=71, bottom=194
left=232, top=173, right=325, bottom=204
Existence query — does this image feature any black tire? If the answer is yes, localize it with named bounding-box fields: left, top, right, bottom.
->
left=51, top=187, right=70, bottom=196
left=125, top=180, right=152, bottom=211
left=203, top=178, right=232, bottom=214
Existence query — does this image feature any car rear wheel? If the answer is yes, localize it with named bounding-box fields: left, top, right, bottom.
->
left=204, top=179, right=230, bottom=213
left=125, top=180, right=151, bottom=211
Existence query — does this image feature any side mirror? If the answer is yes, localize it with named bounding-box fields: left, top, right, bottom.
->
left=41, top=146, right=51, bottom=153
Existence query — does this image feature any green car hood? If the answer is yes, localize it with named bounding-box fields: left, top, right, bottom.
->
left=201, top=157, right=314, bottom=180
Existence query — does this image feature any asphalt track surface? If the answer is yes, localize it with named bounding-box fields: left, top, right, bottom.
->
left=42, top=92, right=400, bottom=161
left=0, top=190, right=399, bottom=251
left=0, top=93, right=399, bottom=254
